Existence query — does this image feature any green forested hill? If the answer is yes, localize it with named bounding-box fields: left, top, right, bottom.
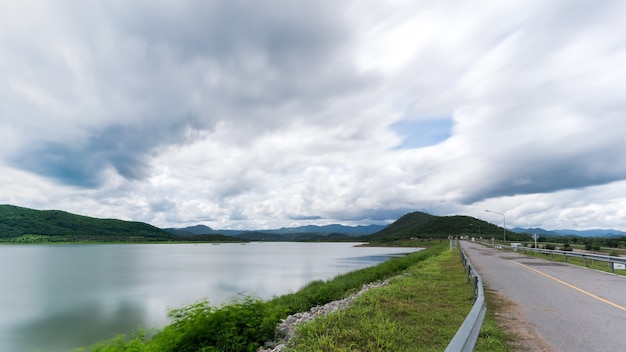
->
left=366, top=211, right=525, bottom=242
left=0, top=204, right=176, bottom=242
left=367, top=211, right=435, bottom=240
left=0, top=204, right=530, bottom=244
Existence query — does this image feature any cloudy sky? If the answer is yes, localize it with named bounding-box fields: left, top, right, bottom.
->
left=2, top=0, right=626, bottom=231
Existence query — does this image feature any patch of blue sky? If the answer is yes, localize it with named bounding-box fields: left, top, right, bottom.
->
left=391, top=117, right=453, bottom=149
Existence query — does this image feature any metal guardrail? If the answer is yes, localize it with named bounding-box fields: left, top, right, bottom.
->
left=444, top=242, right=626, bottom=351
left=445, top=243, right=486, bottom=352
left=492, top=243, right=626, bottom=273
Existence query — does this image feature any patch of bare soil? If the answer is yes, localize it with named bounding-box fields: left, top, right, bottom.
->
left=485, top=289, right=556, bottom=352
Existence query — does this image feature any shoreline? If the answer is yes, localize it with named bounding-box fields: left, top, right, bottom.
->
left=260, top=279, right=391, bottom=351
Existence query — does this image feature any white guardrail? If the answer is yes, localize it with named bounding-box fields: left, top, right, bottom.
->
left=503, top=244, right=626, bottom=273
left=445, top=243, right=486, bottom=352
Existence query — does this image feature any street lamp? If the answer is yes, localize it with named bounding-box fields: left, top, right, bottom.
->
left=485, top=209, right=506, bottom=243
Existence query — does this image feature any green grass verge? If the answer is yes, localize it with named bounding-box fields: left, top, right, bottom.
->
left=358, top=238, right=449, bottom=248
left=513, top=248, right=626, bottom=277
left=477, top=291, right=516, bottom=352
left=75, top=243, right=510, bottom=351
left=285, top=247, right=509, bottom=351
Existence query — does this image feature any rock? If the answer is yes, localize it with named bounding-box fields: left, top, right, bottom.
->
left=259, top=279, right=390, bottom=351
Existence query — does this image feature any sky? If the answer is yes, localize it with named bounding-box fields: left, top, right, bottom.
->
left=2, top=0, right=626, bottom=231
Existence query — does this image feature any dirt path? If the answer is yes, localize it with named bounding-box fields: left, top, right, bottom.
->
left=486, top=289, right=556, bottom=352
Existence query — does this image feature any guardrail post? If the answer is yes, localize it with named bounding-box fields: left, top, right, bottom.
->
left=505, top=244, right=626, bottom=275
left=474, top=276, right=478, bottom=299
left=445, top=246, right=487, bottom=352
left=446, top=245, right=486, bottom=352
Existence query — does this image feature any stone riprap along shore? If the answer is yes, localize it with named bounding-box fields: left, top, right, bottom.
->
left=260, top=279, right=391, bottom=352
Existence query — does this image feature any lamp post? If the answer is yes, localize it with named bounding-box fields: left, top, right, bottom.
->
left=485, top=209, right=506, bottom=243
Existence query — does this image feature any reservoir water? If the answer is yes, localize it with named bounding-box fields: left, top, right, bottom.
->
left=0, top=242, right=420, bottom=351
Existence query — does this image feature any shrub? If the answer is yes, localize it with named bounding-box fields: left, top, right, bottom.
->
left=150, top=297, right=285, bottom=352
left=75, top=330, right=152, bottom=352
left=80, top=244, right=446, bottom=352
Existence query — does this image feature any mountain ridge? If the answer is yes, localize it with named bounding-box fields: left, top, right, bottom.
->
left=364, top=211, right=524, bottom=242
left=0, top=204, right=176, bottom=242
left=165, top=223, right=386, bottom=238
left=4, top=204, right=625, bottom=243
left=512, top=227, right=626, bottom=238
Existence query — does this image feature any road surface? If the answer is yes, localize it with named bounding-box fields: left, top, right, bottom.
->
left=461, top=241, right=626, bottom=352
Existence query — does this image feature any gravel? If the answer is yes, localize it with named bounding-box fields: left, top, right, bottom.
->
left=259, top=279, right=391, bottom=351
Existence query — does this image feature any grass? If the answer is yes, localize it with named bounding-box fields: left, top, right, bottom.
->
left=514, top=247, right=626, bottom=277
left=479, top=290, right=522, bottom=351
left=76, top=242, right=511, bottom=351
left=284, top=247, right=509, bottom=351
left=358, top=238, right=449, bottom=248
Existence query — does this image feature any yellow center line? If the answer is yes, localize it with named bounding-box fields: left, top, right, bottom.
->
left=511, top=260, right=626, bottom=312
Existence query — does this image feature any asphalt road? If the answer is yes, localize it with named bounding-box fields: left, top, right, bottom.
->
left=460, top=241, right=626, bottom=352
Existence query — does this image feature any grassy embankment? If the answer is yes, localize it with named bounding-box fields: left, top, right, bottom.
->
left=77, top=241, right=510, bottom=352
left=286, top=243, right=508, bottom=351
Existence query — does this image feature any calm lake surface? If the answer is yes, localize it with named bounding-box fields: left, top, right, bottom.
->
left=0, top=242, right=420, bottom=351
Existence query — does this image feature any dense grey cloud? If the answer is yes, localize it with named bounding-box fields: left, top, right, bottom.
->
left=3, top=0, right=372, bottom=186
left=2, top=0, right=626, bottom=230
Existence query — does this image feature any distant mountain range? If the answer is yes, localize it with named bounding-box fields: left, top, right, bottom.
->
left=164, top=224, right=387, bottom=241
left=3, top=203, right=625, bottom=243
left=511, top=227, right=626, bottom=238
left=1, top=204, right=388, bottom=242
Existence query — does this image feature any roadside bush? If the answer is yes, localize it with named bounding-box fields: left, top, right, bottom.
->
left=544, top=243, right=555, bottom=250
left=79, top=244, right=446, bottom=352
left=150, top=297, right=284, bottom=352
left=75, top=330, right=152, bottom=352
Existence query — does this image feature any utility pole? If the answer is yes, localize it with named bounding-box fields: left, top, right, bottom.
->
left=485, top=209, right=506, bottom=243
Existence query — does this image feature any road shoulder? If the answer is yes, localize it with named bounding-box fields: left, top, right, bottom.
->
left=485, top=288, right=556, bottom=352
